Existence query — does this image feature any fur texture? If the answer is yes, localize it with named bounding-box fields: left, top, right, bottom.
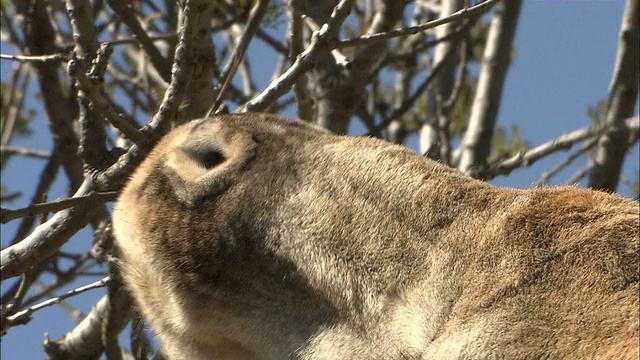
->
left=112, top=113, right=639, bottom=359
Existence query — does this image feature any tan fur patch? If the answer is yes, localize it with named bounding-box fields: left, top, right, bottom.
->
left=113, top=114, right=639, bottom=359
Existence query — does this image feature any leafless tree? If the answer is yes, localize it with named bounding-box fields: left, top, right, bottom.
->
left=1, top=0, right=638, bottom=359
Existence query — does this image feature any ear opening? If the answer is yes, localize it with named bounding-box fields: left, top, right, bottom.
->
left=184, top=146, right=227, bottom=170
left=162, top=121, right=256, bottom=207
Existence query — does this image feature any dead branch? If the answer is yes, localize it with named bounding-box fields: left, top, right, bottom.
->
left=483, top=116, right=640, bottom=180
left=336, top=0, right=499, bottom=49
left=2, top=192, right=118, bottom=224
left=239, top=0, right=356, bottom=113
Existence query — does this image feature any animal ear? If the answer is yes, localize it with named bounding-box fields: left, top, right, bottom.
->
left=163, top=121, right=256, bottom=206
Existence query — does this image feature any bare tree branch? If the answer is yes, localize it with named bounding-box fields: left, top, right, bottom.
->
left=66, top=0, right=99, bottom=58
left=3, top=277, right=109, bottom=332
left=420, top=0, right=464, bottom=156
left=210, top=0, right=271, bottom=116
left=0, top=146, right=50, bottom=159
left=482, top=116, right=639, bottom=180
left=1, top=63, right=26, bottom=149
left=225, top=24, right=257, bottom=97
left=367, top=26, right=465, bottom=137
left=106, top=0, right=172, bottom=82
left=145, top=0, right=204, bottom=134
left=239, top=0, right=356, bottom=113
left=302, top=15, right=350, bottom=67
left=588, top=0, right=639, bottom=191
left=17, top=0, right=85, bottom=193
left=68, top=57, right=147, bottom=147
left=2, top=192, right=118, bottom=224
left=309, top=0, right=407, bottom=134
left=174, top=0, right=217, bottom=124
left=1, top=180, right=95, bottom=280
left=43, top=291, right=132, bottom=360
left=72, top=38, right=112, bottom=169
left=287, top=0, right=314, bottom=121
left=535, top=138, right=599, bottom=188
left=8, top=151, right=61, bottom=245
left=567, top=166, right=592, bottom=187
left=102, top=268, right=124, bottom=360
left=0, top=53, right=69, bottom=62
left=458, top=0, right=523, bottom=175
left=337, top=0, right=499, bottom=49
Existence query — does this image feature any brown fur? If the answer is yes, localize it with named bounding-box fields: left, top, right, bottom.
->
left=112, top=113, right=639, bottom=359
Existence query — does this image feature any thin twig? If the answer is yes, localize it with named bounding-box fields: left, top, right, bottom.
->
left=4, top=277, right=110, bottom=329
left=209, top=0, right=272, bottom=117
left=43, top=292, right=132, bottom=360
left=226, top=24, right=257, bottom=97
left=442, top=40, right=469, bottom=112
left=20, top=255, right=94, bottom=309
left=8, top=150, right=60, bottom=246
left=0, top=53, right=69, bottom=62
left=534, top=138, right=599, bottom=187
left=0, top=6, right=23, bottom=49
left=287, top=0, right=313, bottom=121
left=256, top=28, right=289, bottom=54
left=366, top=28, right=464, bottom=137
left=109, top=33, right=176, bottom=46
left=1, top=180, right=96, bottom=280
left=566, top=166, right=592, bottom=186
left=1, top=271, right=38, bottom=324
left=102, top=19, right=238, bottom=47
left=336, top=0, right=499, bottom=49
left=240, top=0, right=356, bottom=113
left=375, top=22, right=471, bottom=78
left=32, top=280, right=86, bottom=323
left=483, top=116, right=640, bottom=180
left=68, top=58, right=147, bottom=147
left=1, top=192, right=118, bottom=224
left=106, top=0, right=172, bottom=82
left=0, top=63, right=24, bottom=146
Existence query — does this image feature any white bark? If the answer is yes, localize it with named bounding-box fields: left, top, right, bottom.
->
left=588, top=0, right=639, bottom=191
left=458, top=0, right=523, bottom=176
left=419, top=0, right=463, bottom=155
left=307, top=0, right=406, bottom=134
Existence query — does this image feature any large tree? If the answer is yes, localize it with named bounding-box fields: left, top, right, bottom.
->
left=1, top=0, right=638, bottom=359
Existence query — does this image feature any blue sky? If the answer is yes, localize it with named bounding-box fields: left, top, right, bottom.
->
left=1, top=1, right=638, bottom=359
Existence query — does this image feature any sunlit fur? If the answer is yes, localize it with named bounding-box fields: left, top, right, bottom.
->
left=113, top=113, right=639, bottom=359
